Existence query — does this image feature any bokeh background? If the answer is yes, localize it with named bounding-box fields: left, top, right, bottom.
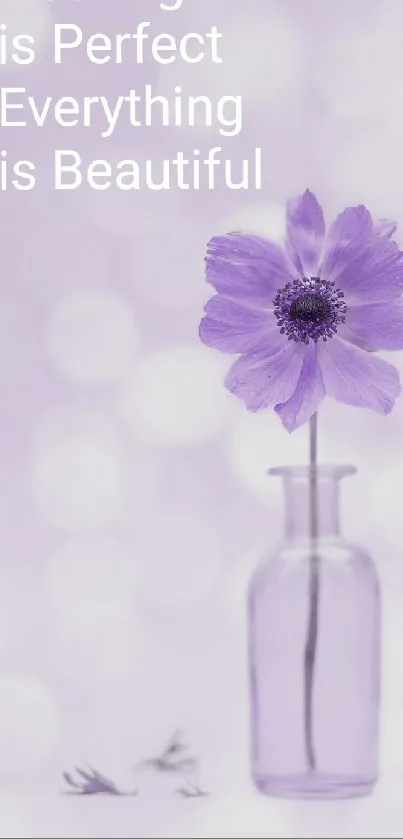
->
left=2, top=0, right=403, bottom=836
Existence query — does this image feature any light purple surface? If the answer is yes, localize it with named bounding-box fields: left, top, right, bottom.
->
left=249, top=467, right=380, bottom=798
left=1, top=0, right=403, bottom=836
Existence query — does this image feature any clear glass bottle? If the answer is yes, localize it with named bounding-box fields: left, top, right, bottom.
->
left=248, top=465, right=380, bottom=799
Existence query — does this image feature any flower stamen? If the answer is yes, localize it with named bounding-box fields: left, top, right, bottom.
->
left=273, top=276, right=347, bottom=343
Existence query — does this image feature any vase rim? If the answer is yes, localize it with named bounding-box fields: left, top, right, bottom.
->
left=268, top=464, right=357, bottom=479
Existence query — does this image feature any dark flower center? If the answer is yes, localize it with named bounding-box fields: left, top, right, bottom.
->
left=273, top=276, right=347, bottom=344
left=289, top=294, right=331, bottom=325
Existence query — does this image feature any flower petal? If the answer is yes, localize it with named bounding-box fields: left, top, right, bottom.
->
left=321, top=205, right=373, bottom=281
left=275, top=344, right=325, bottom=432
left=199, top=295, right=279, bottom=354
left=318, top=336, right=401, bottom=414
left=224, top=340, right=305, bottom=412
left=373, top=219, right=397, bottom=239
left=340, top=300, right=403, bottom=350
left=286, top=189, right=326, bottom=274
left=322, top=206, right=403, bottom=303
left=205, top=233, right=295, bottom=305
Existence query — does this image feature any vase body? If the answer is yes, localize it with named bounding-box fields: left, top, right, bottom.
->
left=248, top=465, right=380, bottom=799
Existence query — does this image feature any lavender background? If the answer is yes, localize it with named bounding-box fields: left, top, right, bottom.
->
left=1, top=0, right=403, bottom=836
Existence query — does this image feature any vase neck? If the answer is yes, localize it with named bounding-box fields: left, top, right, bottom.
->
left=270, top=465, right=356, bottom=542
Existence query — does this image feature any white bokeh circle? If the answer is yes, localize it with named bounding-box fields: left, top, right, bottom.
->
left=229, top=411, right=307, bottom=499
left=119, top=345, right=232, bottom=446
left=156, top=14, right=303, bottom=114
left=121, top=450, right=161, bottom=526
left=0, top=0, right=52, bottom=69
left=134, top=512, right=224, bottom=608
left=130, top=220, right=211, bottom=312
left=46, top=290, right=141, bottom=383
left=316, top=11, right=403, bottom=124
left=45, top=620, right=143, bottom=689
left=0, top=297, right=40, bottom=388
left=84, top=148, right=184, bottom=239
left=46, top=536, right=136, bottom=630
left=0, top=676, right=59, bottom=773
left=20, top=219, right=108, bottom=304
left=32, top=433, right=122, bottom=531
left=0, top=571, right=42, bottom=657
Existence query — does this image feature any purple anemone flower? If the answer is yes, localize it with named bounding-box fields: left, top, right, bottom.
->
left=199, top=191, right=403, bottom=431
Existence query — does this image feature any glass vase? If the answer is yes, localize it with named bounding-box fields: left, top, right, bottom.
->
left=248, top=465, right=380, bottom=799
